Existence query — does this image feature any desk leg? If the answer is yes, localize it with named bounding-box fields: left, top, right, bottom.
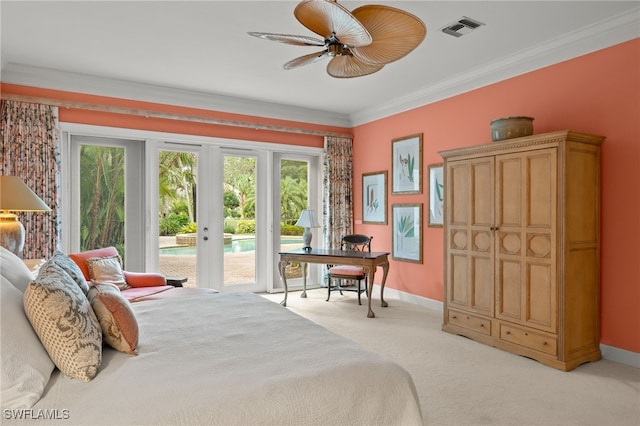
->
left=278, top=260, right=289, bottom=307
left=300, top=262, right=308, bottom=298
left=379, top=260, right=389, bottom=308
left=364, top=265, right=377, bottom=318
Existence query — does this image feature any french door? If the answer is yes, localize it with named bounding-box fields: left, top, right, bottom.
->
left=63, top=126, right=322, bottom=294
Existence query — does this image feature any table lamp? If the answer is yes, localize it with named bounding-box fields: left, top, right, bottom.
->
left=295, top=209, right=320, bottom=252
left=0, top=176, right=51, bottom=257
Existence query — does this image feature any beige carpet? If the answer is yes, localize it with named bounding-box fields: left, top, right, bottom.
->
left=262, top=288, right=640, bottom=426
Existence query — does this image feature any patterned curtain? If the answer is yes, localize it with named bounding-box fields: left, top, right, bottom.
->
left=322, top=136, right=353, bottom=251
left=1, top=100, right=60, bottom=259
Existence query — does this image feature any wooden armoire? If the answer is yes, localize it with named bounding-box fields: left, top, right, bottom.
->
left=440, top=130, right=604, bottom=371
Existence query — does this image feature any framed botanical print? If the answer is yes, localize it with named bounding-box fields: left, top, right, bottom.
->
left=362, top=171, right=387, bottom=224
left=392, top=203, right=423, bottom=263
left=392, top=134, right=423, bottom=194
left=428, top=164, right=444, bottom=227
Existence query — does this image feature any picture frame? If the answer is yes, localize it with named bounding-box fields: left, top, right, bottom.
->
left=362, top=171, right=387, bottom=224
left=392, top=134, right=423, bottom=194
left=428, top=164, right=444, bottom=227
left=392, top=203, right=423, bottom=263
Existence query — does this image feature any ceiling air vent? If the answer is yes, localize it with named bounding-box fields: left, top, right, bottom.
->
left=441, top=16, right=485, bottom=38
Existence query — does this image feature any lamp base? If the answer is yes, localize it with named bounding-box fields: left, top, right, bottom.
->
left=302, top=227, right=313, bottom=252
left=0, top=213, right=25, bottom=257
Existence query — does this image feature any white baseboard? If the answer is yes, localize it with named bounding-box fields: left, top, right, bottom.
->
left=378, top=285, right=640, bottom=369
left=600, top=344, right=640, bottom=368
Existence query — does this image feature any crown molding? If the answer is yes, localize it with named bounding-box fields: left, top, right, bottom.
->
left=350, top=7, right=640, bottom=126
left=0, top=63, right=352, bottom=129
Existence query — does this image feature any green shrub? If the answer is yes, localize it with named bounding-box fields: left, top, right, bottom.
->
left=224, top=224, right=236, bottom=234
left=179, top=222, right=197, bottom=234
left=281, top=224, right=304, bottom=236
left=159, top=213, right=190, bottom=236
left=236, top=220, right=256, bottom=234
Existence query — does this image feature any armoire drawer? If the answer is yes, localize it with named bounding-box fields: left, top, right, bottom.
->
left=499, top=323, right=557, bottom=356
left=447, top=310, right=491, bottom=336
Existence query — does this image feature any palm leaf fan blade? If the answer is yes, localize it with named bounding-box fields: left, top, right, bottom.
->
left=284, top=50, right=329, bottom=70
left=247, top=32, right=325, bottom=47
left=294, top=0, right=372, bottom=47
left=326, top=55, right=384, bottom=78
left=350, top=5, right=426, bottom=65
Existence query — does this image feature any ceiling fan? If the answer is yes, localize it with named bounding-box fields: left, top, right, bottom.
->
left=248, top=0, right=426, bottom=78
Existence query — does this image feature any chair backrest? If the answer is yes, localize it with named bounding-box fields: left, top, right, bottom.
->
left=340, top=234, right=372, bottom=252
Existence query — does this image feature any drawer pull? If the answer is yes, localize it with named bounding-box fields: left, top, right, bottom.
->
left=452, top=315, right=457, bottom=319
left=505, top=331, right=511, bottom=335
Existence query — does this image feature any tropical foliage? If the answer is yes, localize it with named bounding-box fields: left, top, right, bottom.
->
left=79, top=146, right=125, bottom=253
left=80, top=148, right=310, bottom=247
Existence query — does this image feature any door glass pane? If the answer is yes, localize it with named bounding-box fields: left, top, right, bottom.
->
left=223, top=155, right=256, bottom=286
left=158, top=150, right=198, bottom=287
left=79, top=145, right=125, bottom=255
left=280, top=159, right=308, bottom=280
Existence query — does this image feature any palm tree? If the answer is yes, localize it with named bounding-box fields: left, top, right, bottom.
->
left=280, top=176, right=307, bottom=225
left=159, top=151, right=197, bottom=221
left=80, top=145, right=125, bottom=251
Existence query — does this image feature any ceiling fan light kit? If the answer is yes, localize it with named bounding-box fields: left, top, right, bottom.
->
left=248, top=0, right=426, bottom=78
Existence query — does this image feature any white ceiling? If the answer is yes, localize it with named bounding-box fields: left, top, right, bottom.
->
left=1, top=1, right=639, bottom=127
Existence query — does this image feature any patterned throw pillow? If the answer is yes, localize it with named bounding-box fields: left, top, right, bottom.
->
left=86, top=255, right=128, bottom=290
left=23, top=261, right=102, bottom=382
left=48, top=250, right=90, bottom=294
left=88, top=282, right=139, bottom=355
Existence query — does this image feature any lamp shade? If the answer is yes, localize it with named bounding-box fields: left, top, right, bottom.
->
left=0, top=176, right=51, bottom=212
left=0, top=176, right=51, bottom=257
left=295, top=209, right=320, bottom=228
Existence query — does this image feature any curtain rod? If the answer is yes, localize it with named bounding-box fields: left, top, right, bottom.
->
left=0, top=93, right=353, bottom=139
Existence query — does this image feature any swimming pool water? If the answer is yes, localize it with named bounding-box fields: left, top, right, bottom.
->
left=160, top=237, right=302, bottom=255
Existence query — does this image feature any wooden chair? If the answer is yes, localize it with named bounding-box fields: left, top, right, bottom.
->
left=326, top=234, right=372, bottom=305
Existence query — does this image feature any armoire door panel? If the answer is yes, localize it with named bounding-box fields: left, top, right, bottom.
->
left=472, top=255, right=492, bottom=314
left=497, top=258, right=522, bottom=319
left=527, top=261, right=554, bottom=330
left=527, top=232, right=552, bottom=258
left=450, top=163, right=470, bottom=226
left=496, top=156, right=522, bottom=228
left=471, top=160, right=493, bottom=227
left=449, top=253, right=469, bottom=306
left=526, top=150, right=556, bottom=228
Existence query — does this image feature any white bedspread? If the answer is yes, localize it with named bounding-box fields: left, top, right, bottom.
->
left=9, top=292, right=423, bottom=425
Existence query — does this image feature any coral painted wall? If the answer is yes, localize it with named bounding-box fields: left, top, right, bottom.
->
left=352, top=39, right=640, bottom=354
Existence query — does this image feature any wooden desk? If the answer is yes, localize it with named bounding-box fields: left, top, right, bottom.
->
left=278, top=248, right=390, bottom=318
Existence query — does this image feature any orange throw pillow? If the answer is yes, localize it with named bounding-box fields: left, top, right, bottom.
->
left=88, top=282, right=139, bottom=355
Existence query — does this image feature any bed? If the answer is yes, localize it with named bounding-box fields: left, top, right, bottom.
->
left=1, top=247, right=423, bottom=425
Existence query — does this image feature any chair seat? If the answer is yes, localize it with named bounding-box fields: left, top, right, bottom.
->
left=328, top=265, right=365, bottom=278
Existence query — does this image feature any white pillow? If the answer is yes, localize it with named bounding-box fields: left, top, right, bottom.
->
left=86, top=255, right=128, bottom=290
left=0, top=276, right=55, bottom=409
left=0, top=246, right=35, bottom=293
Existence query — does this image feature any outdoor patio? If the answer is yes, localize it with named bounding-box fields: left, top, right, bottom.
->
left=158, top=236, right=302, bottom=287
